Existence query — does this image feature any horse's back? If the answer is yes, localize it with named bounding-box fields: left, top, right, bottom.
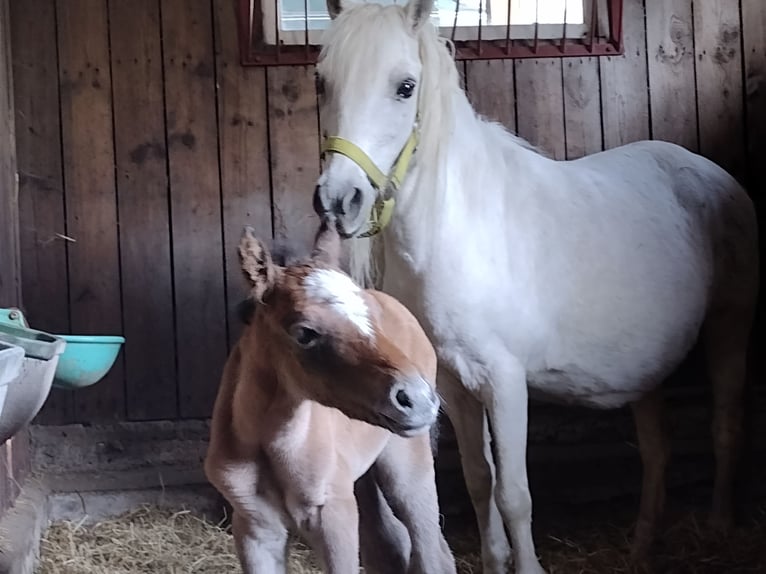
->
left=576, top=139, right=758, bottom=305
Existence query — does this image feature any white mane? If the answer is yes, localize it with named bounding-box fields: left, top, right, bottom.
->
left=321, top=6, right=542, bottom=286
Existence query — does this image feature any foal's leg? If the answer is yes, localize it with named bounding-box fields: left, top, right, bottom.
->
left=232, top=506, right=289, bottom=574
left=301, top=493, right=360, bottom=574
left=482, top=360, right=546, bottom=574
left=356, top=468, right=411, bottom=574
left=374, top=433, right=457, bottom=574
left=630, top=386, right=670, bottom=558
left=438, top=369, right=512, bottom=574
left=211, top=462, right=289, bottom=573
left=704, top=308, right=751, bottom=529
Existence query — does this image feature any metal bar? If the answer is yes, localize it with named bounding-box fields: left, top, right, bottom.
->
left=504, top=0, right=511, bottom=55
left=451, top=0, right=460, bottom=44
left=274, top=0, right=281, bottom=61
left=587, top=0, right=597, bottom=53
left=532, top=0, right=539, bottom=55
left=238, top=0, right=626, bottom=66
left=238, top=0, right=253, bottom=66
left=477, top=0, right=483, bottom=56
left=559, top=0, right=568, bottom=55
left=609, top=0, right=624, bottom=52
left=303, top=0, right=310, bottom=59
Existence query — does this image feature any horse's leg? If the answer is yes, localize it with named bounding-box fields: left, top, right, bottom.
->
left=355, top=467, right=411, bottom=574
left=438, top=369, right=512, bottom=574
left=301, top=493, right=360, bottom=574
left=630, top=386, right=670, bottom=558
left=704, top=307, right=751, bottom=529
left=232, top=506, right=289, bottom=574
left=373, top=433, right=457, bottom=574
left=483, top=360, right=546, bottom=574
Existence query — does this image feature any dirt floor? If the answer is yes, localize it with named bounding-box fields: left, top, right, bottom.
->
left=35, top=494, right=766, bottom=574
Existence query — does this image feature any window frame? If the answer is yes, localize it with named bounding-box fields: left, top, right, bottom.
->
left=237, top=0, right=624, bottom=66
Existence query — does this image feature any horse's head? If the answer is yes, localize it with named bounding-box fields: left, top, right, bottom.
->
left=238, top=222, right=439, bottom=436
left=313, top=0, right=435, bottom=238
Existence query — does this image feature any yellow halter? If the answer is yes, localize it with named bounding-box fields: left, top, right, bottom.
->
left=321, top=121, right=419, bottom=238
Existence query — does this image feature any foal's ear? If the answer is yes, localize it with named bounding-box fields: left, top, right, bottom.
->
left=239, top=226, right=276, bottom=301
left=312, top=217, right=341, bottom=267
left=405, top=0, right=435, bottom=30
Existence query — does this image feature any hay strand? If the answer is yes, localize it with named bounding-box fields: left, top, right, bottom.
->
left=36, top=504, right=766, bottom=573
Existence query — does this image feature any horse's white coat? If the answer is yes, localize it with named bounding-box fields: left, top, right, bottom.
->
left=304, top=268, right=374, bottom=337
left=315, top=3, right=759, bottom=573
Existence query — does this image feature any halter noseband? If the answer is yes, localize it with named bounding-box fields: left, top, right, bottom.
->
left=321, top=119, right=419, bottom=238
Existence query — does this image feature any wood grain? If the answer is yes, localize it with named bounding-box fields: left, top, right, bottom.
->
left=693, top=0, right=745, bottom=181
left=600, top=0, right=650, bottom=148
left=161, top=0, right=228, bottom=418
left=466, top=59, right=516, bottom=132
left=515, top=58, right=565, bottom=159
left=645, top=0, right=698, bottom=151
left=11, top=0, right=73, bottom=423
left=57, top=0, right=125, bottom=422
left=563, top=57, right=603, bottom=159
left=110, top=0, right=177, bottom=420
left=214, top=0, right=272, bottom=348
left=267, top=65, right=320, bottom=251
left=0, top=0, right=18, bottom=309
left=742, top=0, right=766, bottom=195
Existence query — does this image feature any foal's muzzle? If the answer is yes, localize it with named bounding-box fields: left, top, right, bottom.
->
left=383, top=376, right=439, bottom=437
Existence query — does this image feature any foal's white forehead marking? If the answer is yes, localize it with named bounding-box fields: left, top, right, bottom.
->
left=303, top=269, right=373, bottom=337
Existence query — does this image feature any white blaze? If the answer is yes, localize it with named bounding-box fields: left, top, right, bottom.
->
left=303, top=269, right=373, bottom=337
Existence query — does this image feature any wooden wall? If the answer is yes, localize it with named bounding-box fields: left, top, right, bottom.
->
left=0, top=0, right=30, bottom=519
left=8, top=0, right=766, bottom=432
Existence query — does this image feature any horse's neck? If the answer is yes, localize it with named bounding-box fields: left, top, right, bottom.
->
left=389, top=87, right=539, bottom=270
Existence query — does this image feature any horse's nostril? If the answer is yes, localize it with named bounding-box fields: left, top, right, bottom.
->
left=395, top=389, right=413, bottom=410
left=312, top=185, right=325, bottom=215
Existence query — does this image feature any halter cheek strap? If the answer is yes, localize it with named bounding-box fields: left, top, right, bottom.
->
left=321, top=123, right=418, bottom=238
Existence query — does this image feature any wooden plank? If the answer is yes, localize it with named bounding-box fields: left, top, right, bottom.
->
left=267, top=66, right=320, bottom=250
left=514, top=59, right=565, bottom=159
left=161, top=0, right=228, bottom=418
left=56, top=0, right=125, bottom=422
left=693, top=0, right=745, bottom=181
left=0, top=0, right=18, bottom=309
left=213, top=0, right=272, bottom=347
left=599, top=0, right=650, bottom=149
left=742, top=0, right=766, bottom=195
left=465, top=59, right=516, bottom=132
left=109, top=0, right=177, bottom=420
left=11, top=0, right=74, bottom=424
left=645, top=0, right=698, bottom=151
left=563, top=57, right=603, bottom=159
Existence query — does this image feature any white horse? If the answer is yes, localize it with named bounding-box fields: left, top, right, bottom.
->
left=312, top=1, right=759, bottom=573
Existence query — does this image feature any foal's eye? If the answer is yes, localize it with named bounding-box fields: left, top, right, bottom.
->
left=396, top=79, right=416, bottom=99
left=291, top=325, right=322, bottom=348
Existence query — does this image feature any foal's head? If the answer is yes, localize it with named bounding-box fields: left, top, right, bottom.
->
left=238, top=222, right=439, bottom=436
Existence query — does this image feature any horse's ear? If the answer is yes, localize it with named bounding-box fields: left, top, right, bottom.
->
left=405, top=0, right=434, bottom=30
left=326, top=0, right=344, bottom=19
left=312, top=217, right=341, bottom=267
left=239, top=226, right=277, bottom=301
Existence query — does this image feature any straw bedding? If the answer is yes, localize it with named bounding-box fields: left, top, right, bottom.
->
left=36, top=503, right=766, bottom=573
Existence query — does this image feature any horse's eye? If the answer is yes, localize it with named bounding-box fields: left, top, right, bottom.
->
left=396, top=79, right=416, bottom=99
left=315, top=73, right=326, bottom=98
left=291, top=325, right=322, bottom=348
